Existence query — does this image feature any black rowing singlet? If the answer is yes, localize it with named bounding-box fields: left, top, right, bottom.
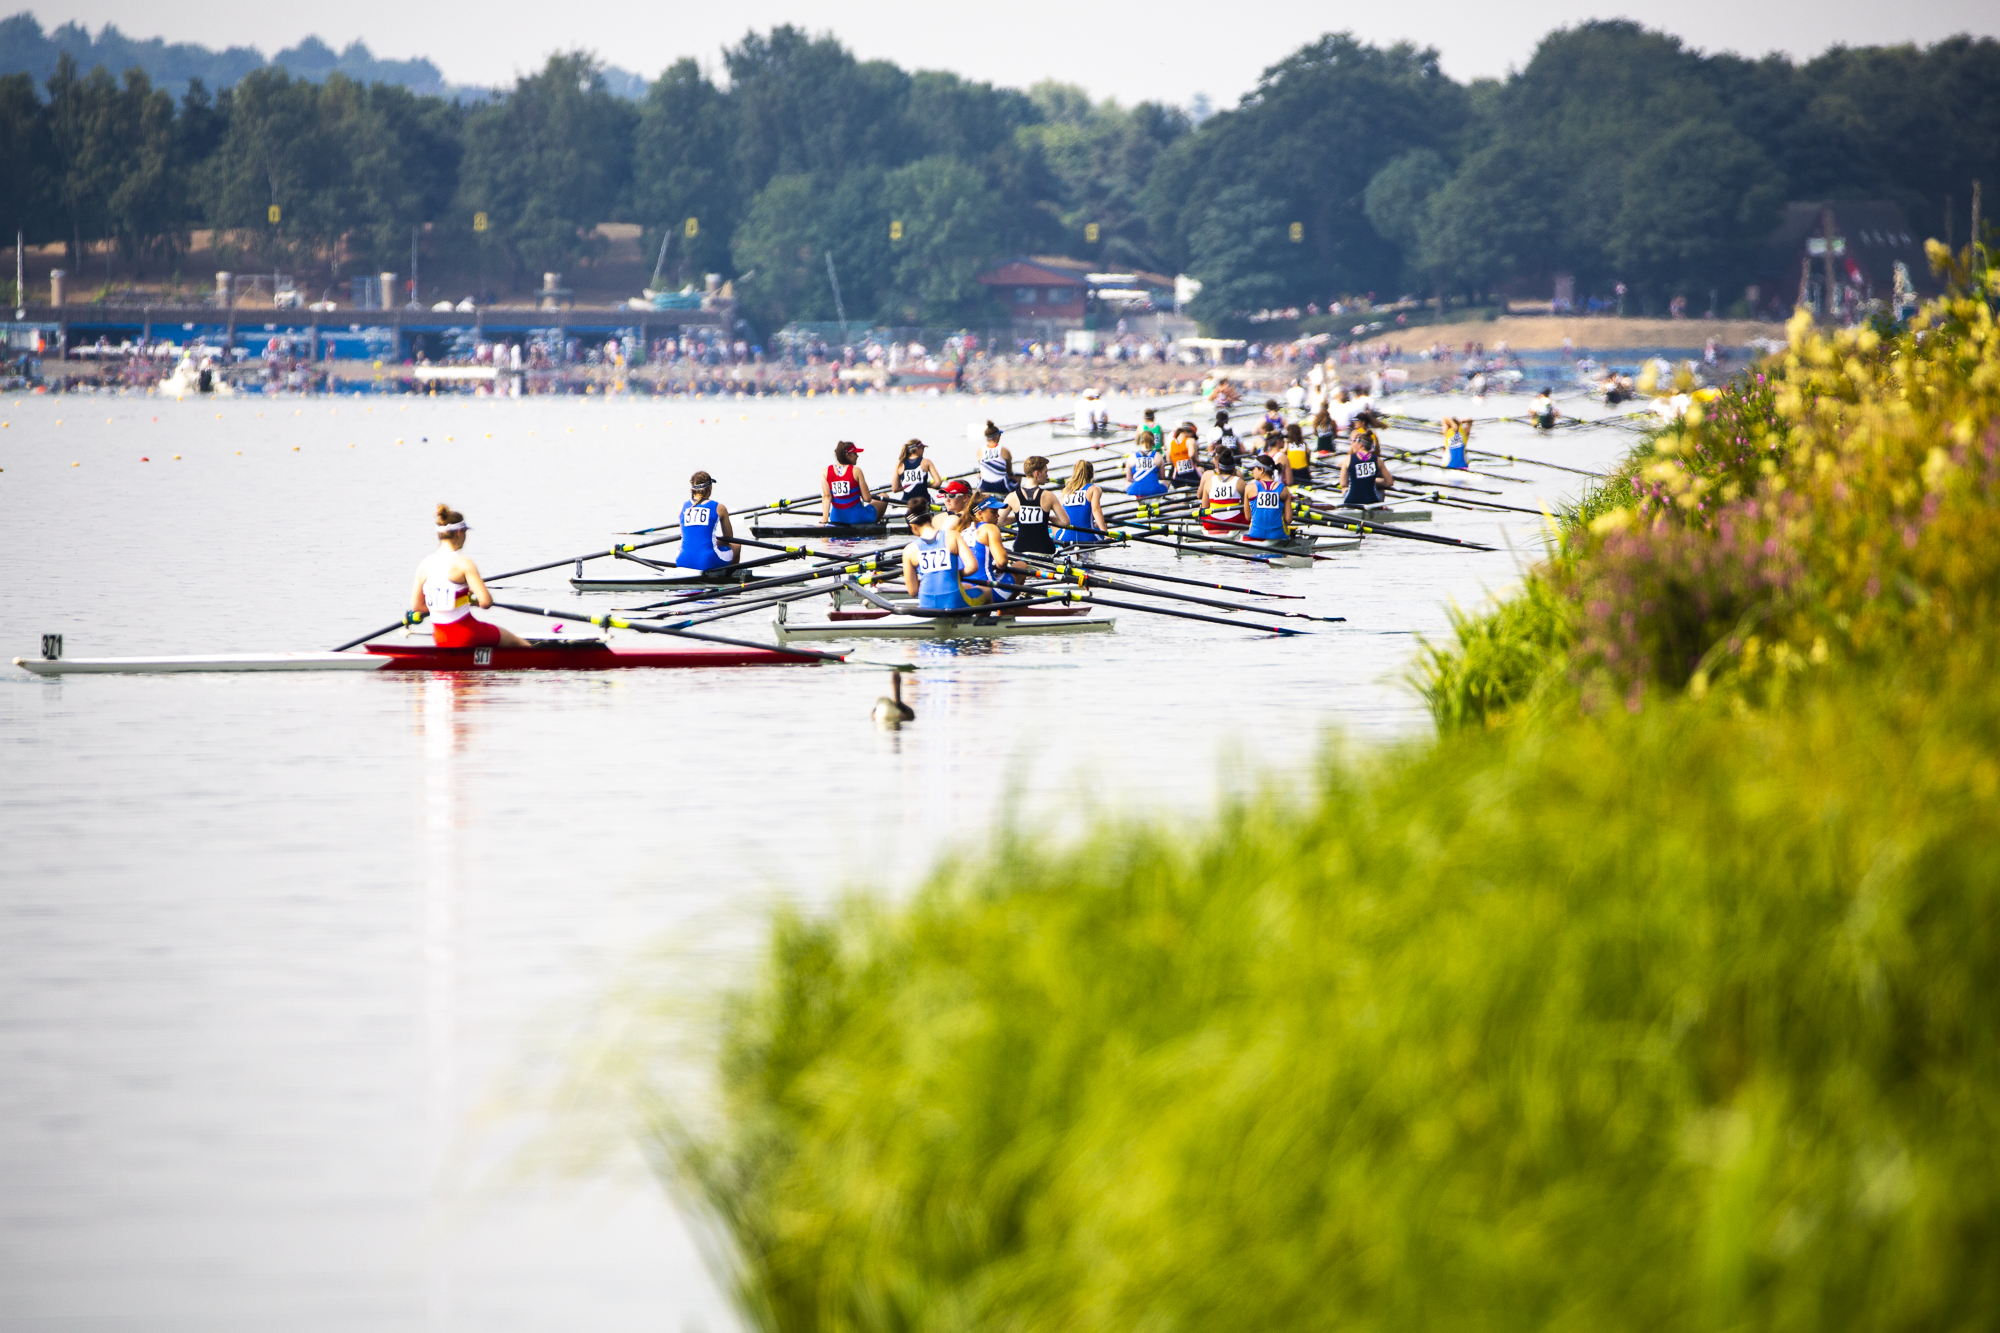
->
left=1011, top=483, right=1055, bottom=554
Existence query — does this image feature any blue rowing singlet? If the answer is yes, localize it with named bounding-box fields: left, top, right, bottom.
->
left=1054, top=490, right=1096, bottom=544
left=676, top=499, right=728, bottom=570
left=1128, top=449, right=1167, bottom=497
left=1246, top=478, right=1288, bottom=539
left=914, top=530, right=965, bottom=610
left=1446, top=428, right=1467, bottom=470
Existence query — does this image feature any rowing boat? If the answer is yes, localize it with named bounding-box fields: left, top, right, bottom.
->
left=751, top=523, right=891, bottom=539
left=774, top=602, right=1114, bottom=641
left=572, top=570, right=771, bottom=592
left=1171, top=526, right=1355, bottom=562
left=1334, top=504, right=1433, bottom=524
left=13, top=639, right=815, bottom=675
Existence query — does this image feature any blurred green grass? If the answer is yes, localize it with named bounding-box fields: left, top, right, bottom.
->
left=610, top=267, right=2000, bottom=1331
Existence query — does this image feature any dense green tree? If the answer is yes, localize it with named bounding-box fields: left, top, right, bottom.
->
left=878, top=156, right=1004, bottom=324
left=455, top=52, right=635, bottom=289
left=1146, top=34, right=1469, bottom=300
left=1612, top=121, right=1782, bottom=306
left=0, top=71, right=55, bottom=251
left=631, top=58, right=736, bottom=286
left=1424, top=141, right=1558, bottom=296
left=1019, top=82, right=1188, bottom=271
left=1185, top=184, right=1289, bottom=330
left=1363, top=148, right=1451, bottom=290
left=197, top=66, right=357, bottom=271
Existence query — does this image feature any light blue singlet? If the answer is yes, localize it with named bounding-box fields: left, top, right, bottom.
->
left=1054, top=489, right=1096, bottom=545
left=676, top=498, right=729, bottom=570
left=1246, top=478, right=1289, bottom=540
left=914, top=529, right=966, bottom=610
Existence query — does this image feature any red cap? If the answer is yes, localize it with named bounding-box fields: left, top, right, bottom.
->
left=940, top=479, right=972, bottom=495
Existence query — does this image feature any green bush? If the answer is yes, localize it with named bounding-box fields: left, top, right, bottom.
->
left=642, top=671, right=2000, bottom=1333
left=601, top=273, right=2000, bottom=1332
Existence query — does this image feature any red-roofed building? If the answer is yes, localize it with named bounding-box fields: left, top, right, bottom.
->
left=975, top=256, right=1178, bottom=331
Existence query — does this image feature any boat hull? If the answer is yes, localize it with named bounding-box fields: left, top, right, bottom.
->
left=751, top=523, right=890, bottom=539
left=775, top=607, right=1113, bottom=641
left=14, top=641, right=814, bottom=675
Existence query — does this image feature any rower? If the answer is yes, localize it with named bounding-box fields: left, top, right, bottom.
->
left=1075, top=386, right=1108, bottom=435
left=1311, top=404, right=1337, bottom=458
left=1004, top=456, right=1057, bottom=556
left=1533, top=388, right=1559, bottom=430
left=901, top=498, right=966, bottom=611
left=894, top=439, right=943, bottom=510
left=1339, top=425, right=1393, bottom=510
left=1243, top=456, right=1291, bottom=543
left=1136, top=408, right=1164, bottom=454
left=957, top=494, right=1015, bottom=607
left=676, top=470, right=740, bottom=572
left=820, top=441, right=879, bottom=525
left=1282, top=422, right=1312, bottom=490
left=1052, top=461, right=1107, bottom=545
left=1261, top=397, right=1284, bottom=436
left=1212, top=409, right=1239, bottom=452
left=937, top=478, right=974, bottom=532
left=411, top=504, right=529, bottom=649
left=1443, top=417, right=1470, bottom=469
left=1127, top=427, right=1169, bottom=498
left=1197, top=445, right=1248, bottom=534
left=975, top=420, right=1014, bottom=503
left=1167, top=421, right=1201, bottom=491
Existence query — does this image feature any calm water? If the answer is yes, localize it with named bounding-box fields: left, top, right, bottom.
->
left=0, top=387, right=1634, bottom=1331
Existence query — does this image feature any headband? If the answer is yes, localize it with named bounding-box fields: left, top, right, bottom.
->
left=437, top=521, right=468, bottom=534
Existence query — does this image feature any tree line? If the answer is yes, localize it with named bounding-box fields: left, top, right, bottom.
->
left=2, top=21, right=1996, bottom=330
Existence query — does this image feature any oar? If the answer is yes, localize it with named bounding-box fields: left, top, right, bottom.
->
left=488, top=600, right=846, bottom=663
left=1026, top=556, right=1305, bottom=599
left=1012, top=564, right=1343, bottom=623
left=1293, top=506, right=1496, bottom=552
left=332, top=611, right=427, bottom=653
left=842, top=577, right=1082, bottom=620
left=600, top=546, right=805, bottom=577
left=1106, top=519, right=1292, bottom=566
left=1413, top=489, right=1553, bottom=518
left=953, top=577, right=1307, bottom=638
left=484, top=534, right=685, bottom=585
left=621, top=550, right=902, bottom=611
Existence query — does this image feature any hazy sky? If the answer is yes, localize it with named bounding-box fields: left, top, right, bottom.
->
left=31, top=0, right=2000, bottom=105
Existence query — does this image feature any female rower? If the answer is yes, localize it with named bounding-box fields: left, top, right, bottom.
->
left=1127, top=427, right=1169, bottom=498
left=1136, top=407, right=1164, bottom=454
left=975, top=420, right=1014, bottom=502
left=902, top=498, right=966, bottom=611
left=676, top=470, right=740, bottom=571
left=1005, top=455, right=1057, bottom=556
left=1052, top=460, right=1107, bottom=545
left=1167, top=421, right=1201, bottom=490
left=1443, top=416, right=1470, bottom=469
left=1532, top=388, right=1559, bottom=431
left=1311, top=404, right=1337, bottom=457
left=937, top=478, right=974, bottom=532
left=1339, top=424, right=1393, bottom=509
left=411, top=504, right=529, bottom=648
left=820, top=441, right=879, bottom=525
left=1283, top=422, right=1313, bottom=490
left=1212, top=409, right=1239, bottom=452
left=957, top=494, right=1015, bottom=607
left=894, top=439, right=944, bottom=510
left=1243, top=456, right=1292, bottom=543
left=1197, top=445, right=1248, bottom=534
left=1261, top=397, right=1285, bottom=436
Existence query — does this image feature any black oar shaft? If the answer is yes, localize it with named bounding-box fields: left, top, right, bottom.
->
left=488, top=601, right=843, bottom=663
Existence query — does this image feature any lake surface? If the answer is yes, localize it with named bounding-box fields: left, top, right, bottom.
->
left=0, top=386, right=1637, bottom=1331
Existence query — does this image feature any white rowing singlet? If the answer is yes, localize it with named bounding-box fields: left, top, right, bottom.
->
left=424, top=568, right=472, bottom=622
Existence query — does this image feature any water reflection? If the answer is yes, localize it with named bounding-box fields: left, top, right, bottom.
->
left=418, top=674, right=471, bottom=1332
